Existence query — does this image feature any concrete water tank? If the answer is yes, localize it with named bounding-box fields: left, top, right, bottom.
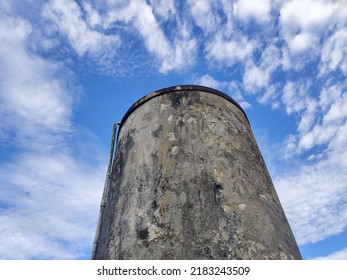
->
left=92, top=85, right=301, bottom=260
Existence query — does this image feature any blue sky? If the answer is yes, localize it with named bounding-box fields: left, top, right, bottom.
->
left=0, top=0, right=347, bottom=260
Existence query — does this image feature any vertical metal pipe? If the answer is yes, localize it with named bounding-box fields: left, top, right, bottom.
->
left=91, top=122, right=119, bottom=259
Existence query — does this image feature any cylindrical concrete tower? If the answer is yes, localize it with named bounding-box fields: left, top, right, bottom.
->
left=92, top=85, right=301, bottom=260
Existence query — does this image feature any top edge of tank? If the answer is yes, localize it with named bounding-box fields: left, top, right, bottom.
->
left=119, top=85, right=249, bottom=131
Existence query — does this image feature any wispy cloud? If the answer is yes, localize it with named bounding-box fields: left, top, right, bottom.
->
left=282, top=80, right=347, bottom=156
left=233, top=0, right=272, bottom=24
left=275, top=153, right=347, bottom=245
left=243, top=44, right=281, bottom=93
left=0, top=15, right=72, bottom=150
left=279, top=0, right=344, bottom=69
left=273, top=79, right=347, bottom=245
left=42, top=0, right=120, bottom=73
left=313, top=247, right=347, bottom=260
left=43, top=0, right=197, bottom=74
left=130, top=0, right=197, bottom=73
left=0, top=7, right=105, bottom=259
left=205, top=33, right=255, bottom=67
left=320, top=28, right=347, bottom=75
left=149, top=0, right=176, bottom=21
left=187, top=0, right=221, bottom=34
left=194, top=74, right=251, bottom=109
left=0, top=152, right=105, bottom=259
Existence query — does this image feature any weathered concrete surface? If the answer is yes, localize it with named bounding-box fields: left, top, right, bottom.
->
left=93, top=86, right=302, bottom=260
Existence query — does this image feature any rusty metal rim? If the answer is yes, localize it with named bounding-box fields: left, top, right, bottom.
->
left=118, top=85, right=249, bottom=137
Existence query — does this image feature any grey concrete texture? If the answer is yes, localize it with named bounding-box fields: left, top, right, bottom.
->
left=93, top=87, right=302, bottom=260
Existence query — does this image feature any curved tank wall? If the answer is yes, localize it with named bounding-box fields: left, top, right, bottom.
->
left=93, top=85, right=301, bottom=260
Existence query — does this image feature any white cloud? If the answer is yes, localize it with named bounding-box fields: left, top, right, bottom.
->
left=281, top=81, right=311, bottom=115
left=42, top=0, right=120, bottom=57
left=132, top=1, right=197, bottom=73
left=0, top=16, right=73, bottom=150
left=279, top=0, right=339, bottom=67
left=320, top=28, right=347, bottom=75
left=243, top=44, right=281, bottom=93
left=257, top=83, right=281, bottom=109
left=0, top=152, right=105, bottom=259
left=132, top=1, right=171, bottom=59
left=297, top=98, right=317, bottom=133
left=193, top=74, right=251, bottom=109
left=319, top=84, right=344, bottom=111
left=275, top=154, right=347, bottom=245
left=274, top=80, right=347, bottom=245
left=279, top=80, right=347, bottom=157
left=93, top=0, right=197, bottom=73
left=324, top=92, right=347, bottom=123
left=0, top=10, right=105, bottom=259
left=313, top=247, right=347, bottom=260
left=295, top=83, right=347, bottom=153
left=82, top=1, right=103, bottom=28
left=194, top=74, right=227, bottom=90
left=289, top=32, right=315, bottom=54
left=100, top=0, right=137, bottom=24
left=188, top=0, right=219, bottom=34
left=243, top=66, right=264, bottom=92
left=0, top=0, right=11, bottom=13
left=149, top=0, right=176, bottom=21
left=280, top=0, right=336, bottom=34
left=228, top=82, right=251, bottom=109
left=219, top=0, right=234, bottom=36
left=233, top=0, right=272, bottom=24
left=205, top=33, right=255, bottom=67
